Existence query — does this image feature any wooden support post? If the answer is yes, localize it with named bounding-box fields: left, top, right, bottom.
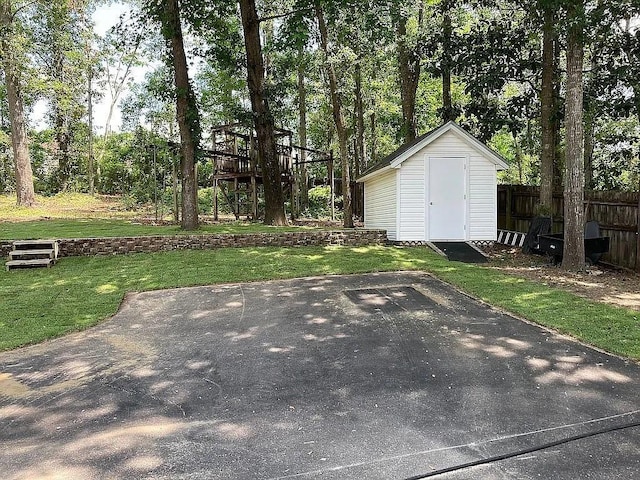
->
left=636, top=189, right=640, bottom=273
left=234, top=177, right=239, bottom=220
left=329, top=152, right=335, bottom=221
left=194, top=161, right=199, bottom=218
left=292, top=156, right=299, bottom=220
left=251, top=174, right=258, bottom=220
left=172, top=158, right=179, bottom=224
left=213, top=176, right=219, bottom=221
left=290, top=179, right=295, bottom=222
left=250, top=138, right=258, bottom=220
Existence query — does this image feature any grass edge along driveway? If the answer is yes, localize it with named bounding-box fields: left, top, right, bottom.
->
left=1, top=245, right=639, bottom=360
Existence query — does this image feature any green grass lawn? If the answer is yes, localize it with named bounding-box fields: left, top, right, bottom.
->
left=0, top=218, right=318, bottom=240
left=1, top=245, right=639, bottom=360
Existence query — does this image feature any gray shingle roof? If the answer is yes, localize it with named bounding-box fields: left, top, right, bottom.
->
left=356, top=121, right=508, bottom=181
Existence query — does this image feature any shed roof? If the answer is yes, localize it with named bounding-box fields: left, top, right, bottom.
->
left=357, top=121, right=509, bottom=183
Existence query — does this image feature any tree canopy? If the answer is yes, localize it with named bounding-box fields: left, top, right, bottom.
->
left=0, top=0, right=638, bottom=251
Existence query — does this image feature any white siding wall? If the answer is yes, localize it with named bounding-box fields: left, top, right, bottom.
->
left=364, top=169, right=397, bottom=240
left=468, top=156, right=498, bottom=241
left=398, top=153, right=426, bottom=241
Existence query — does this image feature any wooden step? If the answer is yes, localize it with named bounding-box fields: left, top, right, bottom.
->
left=6, top=258, right=54, bottom=271
left=9, top=249, right=56, bottom=260
left=6, top=239, right=59, bottom=271
left=13, top=239, right=58, bottom=249
left=12, top=239, right=58, bottom=256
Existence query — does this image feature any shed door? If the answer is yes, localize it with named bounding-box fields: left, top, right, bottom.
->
left=428, top=157, right=466, bottom=240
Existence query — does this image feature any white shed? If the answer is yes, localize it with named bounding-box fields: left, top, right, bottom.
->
left=357, top=122, right=508, bottom=242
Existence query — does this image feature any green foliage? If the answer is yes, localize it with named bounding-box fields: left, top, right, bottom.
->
left=120, top=66, right=176, bottom=137
left=95, top=133, right=135, bottom=195
left=591, top=116, right=640, bottom=191
left=457, top=4, right=540, bottom=142
left=198, top=187, right=215, bottom=214
left=31, top=1, right=93, bottom=191
left=93, top=129, right=176, bottom=207
left=491, top=127, right=538, bottom=185
left=303, top=185, right=333, bottom=218
left=0, top=129, right=12, bottom=193
left=196, top=64, right=247, bottom=131
left=3, top=0, right=640, bottom=204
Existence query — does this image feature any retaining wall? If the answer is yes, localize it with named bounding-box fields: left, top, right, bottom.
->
left=1, top=230, right=387, bottom=258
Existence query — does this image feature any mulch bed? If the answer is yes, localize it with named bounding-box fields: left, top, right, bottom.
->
left=483, top=245, right=640, bottom=312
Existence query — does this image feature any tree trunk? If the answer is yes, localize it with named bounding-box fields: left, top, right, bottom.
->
left=583, top=35, right=600, bottom=191
left=315, top=1, right=353, bottom=228
left=52, top=37, right=73, bottom=192
left=297, top=47, right=308, bottom=210
left=88, top=63, right=94, bottom=195
left=513, top=132, right=523, bottom=184
left=104, top=102, right=115, bottom=139
left=562, top=0, right=585, bottom=271
left=397, top=8, right=422, bottom=142
left=103, top=36, right=141, bottom=138
left=441, top=1, right=454, bottom=123
left=85, top=6, right=94, bottom=196
left=370, top=110, right=376, bottom=163
left=163, top=0, right=199, bottom=230
left=583, top=108, right=594, bottom=190
left=539, top=6, right=555, bottom=214
left=239, top=0, right=287, bottom=225
left=0, top=1, right=35, bottom=206
left=354, top=61, right=366, bottom=177
left=625, top=21, right=640, bottom=119
left=54, top=107, right=71, bottom=191
left=552, top=34, right=563, bottom=189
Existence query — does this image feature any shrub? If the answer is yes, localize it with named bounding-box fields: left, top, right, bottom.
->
left=303, top=186, right=340, bottom=219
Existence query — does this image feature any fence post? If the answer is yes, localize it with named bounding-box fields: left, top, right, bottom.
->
left=505, top=186, right=513, bottom=230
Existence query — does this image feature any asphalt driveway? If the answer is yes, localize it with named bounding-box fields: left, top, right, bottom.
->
left=1, top=271, right=639, bottom=479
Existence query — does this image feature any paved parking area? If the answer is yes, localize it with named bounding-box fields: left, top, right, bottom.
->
left=1, top=271, right=639, bottom=479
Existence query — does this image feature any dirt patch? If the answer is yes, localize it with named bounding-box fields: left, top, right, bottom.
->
left=484, top=245, right=640, bottom=312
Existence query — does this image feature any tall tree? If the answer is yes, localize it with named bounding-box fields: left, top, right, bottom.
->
left=353, top=59, right=365, bottom=176
left=456, top=2, right=539, bottom=142
left=396, top=1, right=424, bottom=142
left=314, top=0, right=353, bottom=228
left=440, top=0, right=455, bottom=123
left=562, top=0, right=585, bottom=270
left=83, top=8, right=96, bottom=195
left=297, top=45, right=309, bottom=209
left=158, top=0, right=200, bottom=230
left=238, top=0, right=287, bottom=225
left=0, top=0, right=35, bottom=206
left=33, top=0, right=92, bottom=192
left=539, top=2, right=556, bottom=213
left=100, top=19, right=144, bottom=138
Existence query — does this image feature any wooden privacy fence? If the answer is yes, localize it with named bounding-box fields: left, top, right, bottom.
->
left=498, top=185, right=640, bottom=271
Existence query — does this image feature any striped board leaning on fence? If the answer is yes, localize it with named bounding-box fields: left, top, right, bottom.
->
left=496, top=229, right=526, bottom=247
